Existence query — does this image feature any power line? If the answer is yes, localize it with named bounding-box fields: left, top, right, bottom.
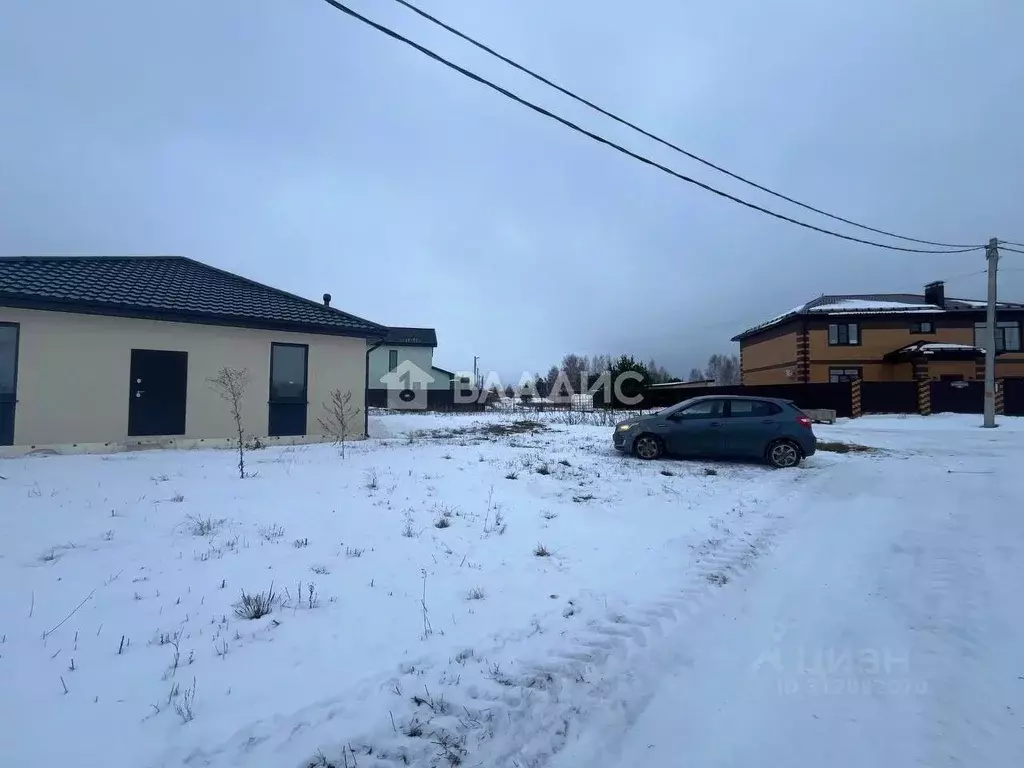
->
left=999, top=240, right=1024, bottom=248
left=318, top=0, right=983, bottom=255
left=386, top=0, right=979, bottom=251
left=942, top=267, right=1024, bottom=278
left=1001, top=247, right=1024, bottom=255
left=939, top=268, right=986, bottom=282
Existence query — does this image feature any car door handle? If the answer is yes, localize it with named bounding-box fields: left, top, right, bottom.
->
left=761, top=419, right=775, bottom=424
left=709, top=421, right=722, bottom=427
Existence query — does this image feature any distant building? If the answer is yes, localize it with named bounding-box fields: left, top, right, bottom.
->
left=732, top=281, right=1024, bottom=384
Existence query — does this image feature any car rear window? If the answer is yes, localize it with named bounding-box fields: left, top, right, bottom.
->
left=729, top=400, right=781, bottom=417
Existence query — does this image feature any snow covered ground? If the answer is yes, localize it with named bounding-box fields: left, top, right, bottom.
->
left=1, top=412, right=1022, bottom=767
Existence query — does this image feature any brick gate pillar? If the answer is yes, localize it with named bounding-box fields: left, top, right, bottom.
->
left=917, top=379, right=931, bottom=416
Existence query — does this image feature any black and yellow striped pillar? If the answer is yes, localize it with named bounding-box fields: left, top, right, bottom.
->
left=796, top=327, right=810, bottom=384
left=850, top=378, right=862, bottom=418
left=917, top=379, right=931, bottom=416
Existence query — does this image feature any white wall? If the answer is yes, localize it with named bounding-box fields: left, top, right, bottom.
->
left=0, top=306, right=368, bottom=447
left=368, top=344, right=451, bottom=390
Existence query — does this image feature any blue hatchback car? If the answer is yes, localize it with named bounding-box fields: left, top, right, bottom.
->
left=613, top=395, right=816, bottom=468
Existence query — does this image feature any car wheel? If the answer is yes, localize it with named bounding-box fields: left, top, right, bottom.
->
left=633, top=434, right=664, bottom=460
left=767, top=439, right=801, bottom=469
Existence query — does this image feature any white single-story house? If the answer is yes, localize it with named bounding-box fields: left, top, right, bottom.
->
left=0, top=255, right=389, bottom=454
left=367, top=327, right=455, bottom=407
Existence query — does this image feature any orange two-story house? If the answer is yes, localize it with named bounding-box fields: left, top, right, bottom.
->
left=732, top=281, right=1024, bottom=385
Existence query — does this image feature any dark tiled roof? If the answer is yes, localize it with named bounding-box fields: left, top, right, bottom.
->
left=732, top=291, right=1024, bottom=341
left=0, top=255, right=387, bottom=337
left=385, top=326, right=437, bottom=346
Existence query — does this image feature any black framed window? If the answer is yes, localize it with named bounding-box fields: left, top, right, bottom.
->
left=0, top=323, right=17, bottom=397
left=270, top=343, right=308, bottom=402
left=828, top=323, right=860, bottom=346
left=829, top=367, right=862, bottom=383
left=388, top=349, right=399, bottom=372
left=0, top=323, right=18, bottom=446
left=911, top=320, right=935, bottom=334
left=974, top=321, right=1022, bottom=352
left=268, top=343, right=309, bottom=437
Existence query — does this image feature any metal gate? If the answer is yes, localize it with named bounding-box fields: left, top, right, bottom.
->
left=1004, top=379, right=1024, bottom=417
left=861, top=382, right=918, bottom=414
left=929, top=380, right=984, bottom=414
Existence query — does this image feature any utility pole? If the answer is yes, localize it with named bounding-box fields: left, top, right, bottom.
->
left=983, top=237, right=1000, bottom=428
left=472, top=356, right=479, bottom=391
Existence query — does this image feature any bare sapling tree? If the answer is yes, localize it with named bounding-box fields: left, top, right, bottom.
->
left=207, top=367, right=251, bottom=479
left=318, top=389, right=361, bottom=458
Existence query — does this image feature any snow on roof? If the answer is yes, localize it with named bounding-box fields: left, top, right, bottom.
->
left=730, top=304, right=808, bottom=338
left=648, top=379, right=716, bottom=388
left=806, top=299, right=940, bottom=313
left=919, top=342, right=980, bottom=350
left=764, top=304, right=809, bottom=324
left=734, top=291, right=1024, bottom=341
left=890, top=341, right=986, bottom=357
left=918, top=343, right=984, bottom=354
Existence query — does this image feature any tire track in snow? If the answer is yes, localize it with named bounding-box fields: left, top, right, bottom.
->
left=269, top=470, right=827, bottom=768
left=170, top=459, right=823, bottom=768
left=915, top=503, right=998, bottom=767
left=875, top=462, right=1017, bottom=768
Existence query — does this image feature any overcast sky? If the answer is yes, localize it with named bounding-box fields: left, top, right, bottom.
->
left=2, top=0, right=1022, bottom=380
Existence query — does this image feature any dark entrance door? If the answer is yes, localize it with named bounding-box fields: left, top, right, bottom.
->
left=268, top=343, right=308, bottom=437
left=0, top=323, right=19, bottom=446
left=128, top=349, right=188, bottom=437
